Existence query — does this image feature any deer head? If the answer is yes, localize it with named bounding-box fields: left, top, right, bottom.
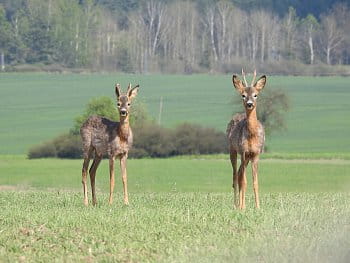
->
left=232, top=69, right=266, bottom=111
left=115, top=83, right=139, bottom=117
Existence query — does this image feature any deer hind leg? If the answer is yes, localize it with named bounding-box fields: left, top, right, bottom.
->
left=120, top=154, right=129, bottom=205
left=89, top=154, right=102, bottom=206
left=229, top=148, right=238, bottom=209
left=252, top=155, right=260, bottom=209
left=108, top=156, right=115, bottom=205
left=238, top=155, right=249, bottom=210
left=82, top=147, right=93, bottom=206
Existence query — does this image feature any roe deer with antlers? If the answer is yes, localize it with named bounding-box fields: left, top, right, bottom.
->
left=226, top=70, right=266, bottom=209
left=80, top=83, right=139, bottom=206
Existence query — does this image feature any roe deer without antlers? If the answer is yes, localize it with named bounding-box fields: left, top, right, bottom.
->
left=226, top=70, right=266, bottom=209
left=80, top=83, right=139, bottom=206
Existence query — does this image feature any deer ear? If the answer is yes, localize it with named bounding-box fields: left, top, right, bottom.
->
left=254, top=75, right=266, bottom=92
left=232, top=75, right=245, bottom=94
left=115, top=83, right=121, bottom=98
left=128, top=84, right=139, bottom=100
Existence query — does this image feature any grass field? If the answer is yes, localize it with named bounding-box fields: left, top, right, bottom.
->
left=1, top=73, right=350, bottom=154
left=1, top=155, right=350, bottom=193
left=0, top=155, right=349, bottom=262
left=0, top=191, right=349, bottom=262
left=1, top=73, right=350, bottom=261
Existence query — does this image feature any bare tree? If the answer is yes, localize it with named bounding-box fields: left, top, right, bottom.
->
left=216, top=0, right=234, bottom=62
left=226, top=8, right=245, bottom=60
left=282, top=7, right=298, bottom=59
left=161, top=1, right=199, bottom=72
left=319, top=13, right=344, bottom=65
left=202, top=4, right=218, bottom=63
left=265, top=13, right=282, bottom=62
left=301, top=14, right=319, bottom=64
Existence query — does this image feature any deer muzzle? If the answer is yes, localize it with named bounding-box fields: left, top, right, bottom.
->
left=120, top=109, right=128, bottom=117
left=246, top=101, right=254, bottom=109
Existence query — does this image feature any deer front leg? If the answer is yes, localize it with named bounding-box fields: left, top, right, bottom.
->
left=230, top=149, right=238, bottom=209
left=252, top=156, right=260, bottom=209
left=89, top=156, right=102, bottom=206
left=238, top=155, right=249, bottom=210
left=120, top=155, right=129, bottom=205
left=82, top=158, right=90, bottom=206
left=109, top=156, right=115, bottom=205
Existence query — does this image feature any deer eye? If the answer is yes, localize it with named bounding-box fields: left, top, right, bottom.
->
left=127, top=103, right=131, bottom=106
left=253, top=94, right=258, bottom=98
left=117, top=102, right=121, bottom=107
left=242, top=95, right=246, bottom=99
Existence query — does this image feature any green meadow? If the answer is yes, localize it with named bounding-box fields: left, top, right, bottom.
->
left=1, top=73, right=350, bottom=262
left=1, top=155, right=350, bottom=193
left=1, top=73, right=350, bottom=154
left=0, top=155, right=350, bottom=262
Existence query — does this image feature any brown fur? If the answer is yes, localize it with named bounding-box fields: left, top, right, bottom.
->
left=227, top=73, right=266, bottom=209
left=80, top=83, right=139, bottom=206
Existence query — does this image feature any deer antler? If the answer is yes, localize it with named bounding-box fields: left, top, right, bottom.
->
left=127, top=83, right=132, bottom=93
left=241, top=68, right=248, bottom=87
left=250, top=69, right=257, bottom=87
left=115, top=83, right=121, bottom=97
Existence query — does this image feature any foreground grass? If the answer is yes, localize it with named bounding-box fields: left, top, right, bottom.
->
left=1, top=155, right=350, bottom=262
left=0, top=191, right=349, bottom=262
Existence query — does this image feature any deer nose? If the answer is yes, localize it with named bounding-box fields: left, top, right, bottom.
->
left=247, top=101, right=254, bottom=108
left=120, top=109, right=127, bottom=116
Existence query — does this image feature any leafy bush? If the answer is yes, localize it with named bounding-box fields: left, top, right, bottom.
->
left=28, top=142, right=57, bottom=159
left=28, top=133, right=82, bottom=159
left=54, top=134, right=82, bottom=158
left=28, top=122, right=227, bottom=159
left=71, top=96, right=149, bottom=135
left=71, top=97, right=119, bottom=135
left=130, top=122, right=227, bottom=158
left=172, top=123, right=227, bottom=155
left=131, top=122, right=175, bottom=158
left=28, top=96, right=228, bottom=159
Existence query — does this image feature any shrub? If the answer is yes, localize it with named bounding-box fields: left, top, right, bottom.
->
left=28, top=142, right=57, bottom=159
left=53, top=134, right=82, bottom=158
left=28, top=96, right=227, bottom=159
left=131, top=121, right=175, bottom=158
left=71, top=96, right=149, bottom=135
left=28, top=133, right=82, bottom=159
left=28, top=122, right=227, bottom=159
left=173, top=123, right=227, bottom=155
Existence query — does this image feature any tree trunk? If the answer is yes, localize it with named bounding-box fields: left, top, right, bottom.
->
left=75, top=22, right=80, bottom=52
left=326, top=46, right=331, bottom=65
left=209, top=10, right=218, bottom=62
left=308, top=35, right=314, bottom=64
left=260, top=28, right=265, bottom=62
left=47, top=0, right=52, bottom=31
left=1, top=51, right=5, bottom=71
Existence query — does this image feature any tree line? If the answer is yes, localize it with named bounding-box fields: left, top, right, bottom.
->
left=0, top=0, right=349, bottom=74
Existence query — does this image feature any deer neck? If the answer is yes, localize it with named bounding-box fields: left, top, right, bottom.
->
left=246, top=108, right=259, bottom=137
left=118, top=116, right=130, bottom=141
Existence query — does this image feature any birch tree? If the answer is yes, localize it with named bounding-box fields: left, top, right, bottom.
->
left=319, top=13, right=344, bottom=65
left=301, top=14, right=318, bottom=64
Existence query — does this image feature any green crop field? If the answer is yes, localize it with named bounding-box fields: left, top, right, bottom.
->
left=1, top=73, right=350, bottom=262
left=1, top=155, right=350, bottom=193
left=1, top=73, right=350, bottom=154
left=0, top=156, right=350, bottom=262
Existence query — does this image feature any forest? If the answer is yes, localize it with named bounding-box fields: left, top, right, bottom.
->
left=0, top=0, right=349, bottom=74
